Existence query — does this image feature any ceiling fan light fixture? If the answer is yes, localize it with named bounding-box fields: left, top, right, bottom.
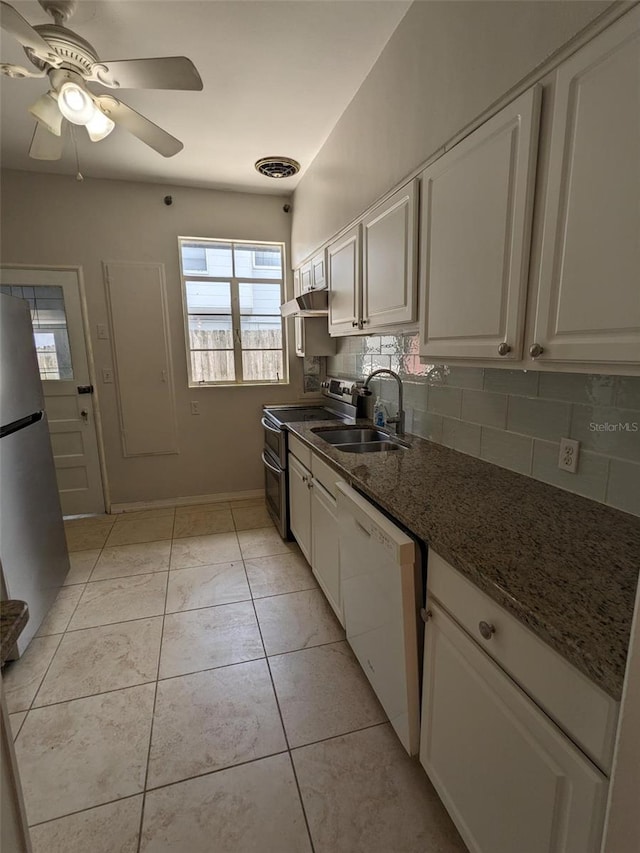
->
left=29, top=91, right=63, bottom=135
left=85, top=108, right=115, bottom=141
left=57, top=81, right=94, bottom=125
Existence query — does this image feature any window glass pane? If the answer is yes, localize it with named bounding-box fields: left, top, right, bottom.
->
left=23, top=285, right=73, bottom=381
left=242, top=351, right=283, bottom=382
left=185, top=281, right=231, bottom=313
left=239, top=282, right=281, bottom=315
left=190, top=350, right=235, bottom=384
left=240, top=316, right=282, bottom=349
left=181, top=242, right=233, bottom=277
left=234, top=244, right=282, bottom=279
left=189, top=315, right=233, bottom=349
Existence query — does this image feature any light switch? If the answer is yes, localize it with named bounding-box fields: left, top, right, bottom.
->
left=97, top=323, right=109, bottom=340
left=102, top=368, right=114, bottom=384
left=191, top=401, right=200, bottom=415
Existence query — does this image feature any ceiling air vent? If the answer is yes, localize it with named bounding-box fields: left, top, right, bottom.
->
left=255, top=157, right=300, bottom=179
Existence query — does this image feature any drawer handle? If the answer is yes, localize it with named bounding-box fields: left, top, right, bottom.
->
left=479, top=621, right=496, bottom=640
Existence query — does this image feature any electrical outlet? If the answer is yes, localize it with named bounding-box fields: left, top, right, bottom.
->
left=558, top=438, right=580, bottom=473
left=102, top=368, right=114, bottom=384
left=190, top=401, right=200, bottom=415
left=96, top=323, right=109, bottom=340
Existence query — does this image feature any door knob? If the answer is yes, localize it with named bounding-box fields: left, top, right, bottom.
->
left=497, top=342, right=511, bottom=356
left=80, top=409, right=89, bottom=421
left=479, top=621, right=495, bottom=640
left=529, top=343, right=544, bottom=358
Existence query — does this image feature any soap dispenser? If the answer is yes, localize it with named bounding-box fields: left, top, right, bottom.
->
left=373, top=397, right=386, bottom=428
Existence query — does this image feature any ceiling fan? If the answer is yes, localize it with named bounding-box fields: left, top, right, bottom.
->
left=0, top=0, right=203, bottom=160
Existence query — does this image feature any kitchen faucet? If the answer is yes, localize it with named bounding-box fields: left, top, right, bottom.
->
left=363, top=369, right=405, bottom=436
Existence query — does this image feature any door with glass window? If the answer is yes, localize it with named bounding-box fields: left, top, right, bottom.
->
left=0, top=267, right=104, bottom=516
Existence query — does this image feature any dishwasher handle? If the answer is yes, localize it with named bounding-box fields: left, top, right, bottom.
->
left=354, top=518, right=371, bottom=537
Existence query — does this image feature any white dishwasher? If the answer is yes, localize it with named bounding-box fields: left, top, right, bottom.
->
left=336, top=482, right=422, bottom=755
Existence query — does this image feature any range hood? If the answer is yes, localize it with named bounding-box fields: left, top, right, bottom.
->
left=281, top=289, right=329, bottom=317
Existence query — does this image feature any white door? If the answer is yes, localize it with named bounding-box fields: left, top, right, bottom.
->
left=362, top=180, right=418, bottom=329
left=0, top=267, right=104, bottom=516
left=530, top=7, right=640, bottom=365
left=420, top=601, right=608, bottom=853
left=328, top=224, right=361, bottom=336
left=419, top=87, right=541, bottom=361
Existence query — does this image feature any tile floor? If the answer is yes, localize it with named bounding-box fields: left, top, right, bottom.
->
left=4, top=498, right=467, bottom=853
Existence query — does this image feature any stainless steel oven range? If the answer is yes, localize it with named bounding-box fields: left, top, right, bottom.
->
left=262, top=378, right=364, bottom=539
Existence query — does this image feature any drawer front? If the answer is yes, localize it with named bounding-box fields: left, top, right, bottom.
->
left=427, top=550, right=619, bottom=774
left=311, top=452, right=343, bottom=497
left=288, top=434, right=312, bottom=470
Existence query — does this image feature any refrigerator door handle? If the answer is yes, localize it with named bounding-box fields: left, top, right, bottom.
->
left=0, top=410, right=44, bottom=439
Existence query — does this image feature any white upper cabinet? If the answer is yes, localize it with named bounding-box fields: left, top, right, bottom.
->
left=418, top=87, right=541, bottom=361
left=311, top=250, right=327, bottom=291
left=298, top=250, right=327, bottom=294
left=300, top=261, right=313, bottom=294
left=530, top=7, right=640, bottom=366
left=362, top=180, right=418, bottom=330
left=328, top=224, right=361, bottom=336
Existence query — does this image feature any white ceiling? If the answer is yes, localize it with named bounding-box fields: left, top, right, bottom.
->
left=0, top=0, right=410, bottom=193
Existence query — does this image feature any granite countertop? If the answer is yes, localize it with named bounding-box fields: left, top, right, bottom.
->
left=0, top=600, right=29, bottom=666
left=287, top=421, right=640, bottom=701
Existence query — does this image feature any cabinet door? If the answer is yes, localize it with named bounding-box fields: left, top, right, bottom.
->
left=294, top=316, right=305, bottom=357
left=288, top=453, right=312, bottom=563
left=362, top=180, right=418, bottom=329
left=420, top=602, right=608, bottom=853
left=531, top=8, right=640, bottom=365
left=310, top=480, right=343, bottom=624
left=300, top=261, right=313, bottom=294
left=328, top=224, right=361, bottom=336
left=293, top=268, right=302, bottom=298
left=419, top=87, right=541, bottom=361
left=311, top=251, right=327, bottom=291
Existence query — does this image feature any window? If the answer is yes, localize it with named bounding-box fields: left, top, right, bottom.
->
left=179, top=238, right=287, bottom=386
left=0, top=284, right=73, bottom=380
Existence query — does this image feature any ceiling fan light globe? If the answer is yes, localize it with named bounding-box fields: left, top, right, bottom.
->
left=58, top=82, right=94, bottom=125
left=86, top=109, right=115, bottom=141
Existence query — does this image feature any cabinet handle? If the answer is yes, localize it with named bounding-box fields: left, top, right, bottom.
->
left=497, top=342, right=511, bottom=356
left=302, top=475, right=308, bottom=483
left=420, top=608, right=432, bottom=623
left=307, top=481, right=314, bottom=490
left=529, top=343, right=544, bottom=358
left=479, top=621, right=496, bottom=640
left=352, top=321, right=359, bottom=327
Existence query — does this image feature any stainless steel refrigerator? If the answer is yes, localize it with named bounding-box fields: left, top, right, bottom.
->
left=0, top=293, right=69, bottom=655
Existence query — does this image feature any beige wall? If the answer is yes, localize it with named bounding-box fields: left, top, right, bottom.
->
left=0, top=169, right=302, bottom=505
left=291, top=0, right=613, bottom=264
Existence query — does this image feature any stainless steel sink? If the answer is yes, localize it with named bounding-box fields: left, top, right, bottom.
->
left=312, top=427, right=408, bottom=453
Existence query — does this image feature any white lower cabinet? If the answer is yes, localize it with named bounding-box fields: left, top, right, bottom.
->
left=310, top=479, right=342, bottom=624
left=420, top=599, right=608, bottom=853
left=288, top=453, right=312, bottom=563
left=288, top=444, right=344, bottom=624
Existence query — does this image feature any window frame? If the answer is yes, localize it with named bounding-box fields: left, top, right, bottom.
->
left=178, top=237, right=288, bottom=388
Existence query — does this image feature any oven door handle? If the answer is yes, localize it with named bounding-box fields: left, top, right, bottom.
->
left=261, top=450, right=282, bottom=476
left=261, top=417, right=282, bottom=436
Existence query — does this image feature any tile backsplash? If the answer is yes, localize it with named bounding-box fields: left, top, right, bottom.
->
left=326, top=333, right=640, bottom=518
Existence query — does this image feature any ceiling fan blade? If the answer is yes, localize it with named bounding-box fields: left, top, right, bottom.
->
left=89, top=56, right=203, bottom=91
left=29, top=92, right=62, bottom=136
left=0, top=2, right=59, bottom=64
left=29, top=121, right=65, bottom=160
left=95, top=96, right=183, bottom=157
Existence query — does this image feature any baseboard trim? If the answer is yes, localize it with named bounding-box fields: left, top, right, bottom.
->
left=110, top=489, right=264, bottom=514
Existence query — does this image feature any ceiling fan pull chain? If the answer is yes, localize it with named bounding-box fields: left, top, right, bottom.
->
left=70, top=125, right=83, bottom=182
